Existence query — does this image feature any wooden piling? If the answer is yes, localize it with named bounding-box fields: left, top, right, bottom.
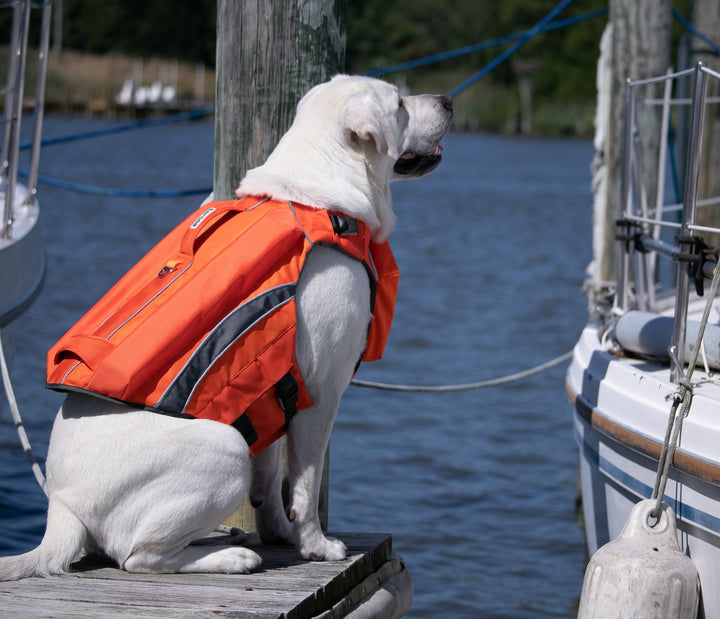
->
left=213, top=0, right=347, bottom=532
left=590, top=0, right=672, bottom=291
left=213, top=0, right=346, bottom=200
left=691, top=0, right=720, bottom=240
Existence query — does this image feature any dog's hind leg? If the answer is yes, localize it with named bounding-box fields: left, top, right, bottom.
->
left=118, top=461, right=262, bottom=575
left=117, top=462, right=264, bottom=575
left=250, top=440, right=294, bottom=545
left=123, top=543, right=261, bottom=574
left=0, top=498, right=87, bottom=580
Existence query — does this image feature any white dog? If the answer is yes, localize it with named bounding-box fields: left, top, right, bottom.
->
left=0, top=75, right=452, bottom=578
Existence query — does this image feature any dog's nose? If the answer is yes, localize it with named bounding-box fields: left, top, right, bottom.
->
left=442, top=95, right=453, bottom=111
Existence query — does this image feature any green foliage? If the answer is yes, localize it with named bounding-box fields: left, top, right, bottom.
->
left=1, top=0, right=616, bottom=133
left=61, top=0, right=217, bottom=65
left=347, top=0, right=607, bottom=102
left=346, top=0, right=607, bottom=132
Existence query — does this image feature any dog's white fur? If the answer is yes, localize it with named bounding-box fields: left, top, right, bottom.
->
left=0, top=75, right=452, bottom=579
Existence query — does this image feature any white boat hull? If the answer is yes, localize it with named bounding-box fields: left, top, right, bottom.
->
left=0, top=186, right=44, bottom=327
left=567, top=321, right=720, bottom=617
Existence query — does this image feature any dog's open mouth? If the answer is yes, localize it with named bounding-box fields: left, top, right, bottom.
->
left=393, top=145, right=444, bottom=176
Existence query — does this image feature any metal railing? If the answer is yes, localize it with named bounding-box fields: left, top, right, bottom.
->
left=1, top=0, right=53, bottom=239
left=615, top=62, right=720, bottom=382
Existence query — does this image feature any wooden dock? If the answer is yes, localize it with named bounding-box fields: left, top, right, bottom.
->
left=0, top=533, right=412, bottom=618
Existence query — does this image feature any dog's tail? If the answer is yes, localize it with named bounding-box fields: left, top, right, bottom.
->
left=0, top=498, right=87, bottom=580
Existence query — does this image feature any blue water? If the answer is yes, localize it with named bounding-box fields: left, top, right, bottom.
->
left=0, top=116, right=592, bottom=617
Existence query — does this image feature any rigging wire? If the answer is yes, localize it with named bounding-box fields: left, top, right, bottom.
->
left=650, top=249, right=720, bottom=519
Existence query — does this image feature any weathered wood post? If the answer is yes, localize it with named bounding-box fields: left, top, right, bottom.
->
left=589, top=0, right=672, bottom=298
left=214, top=0, right=346, bottom=199
left=512, top=58, right=541, bottom=136
left=691, top=0, right=720, bottom=241
left=214, top=0, right=346, bottom=532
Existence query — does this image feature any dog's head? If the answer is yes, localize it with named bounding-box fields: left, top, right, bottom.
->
left=295, top=75, right=453, bottom=181
left=237, top=75, right=453, bottom=241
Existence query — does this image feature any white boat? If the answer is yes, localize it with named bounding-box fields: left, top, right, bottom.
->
left=0, top=183, right=43, bottom=328
left=0, top=0, right=51, bottom=330
left=567, top=63, right=720, bottom=616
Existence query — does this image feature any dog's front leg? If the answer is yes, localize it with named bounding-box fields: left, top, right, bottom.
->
left=286, top=399, right=347, bottom=561
left=250, top=440, right=294, bottom=545
left=290, top=246, right=369, bottom=561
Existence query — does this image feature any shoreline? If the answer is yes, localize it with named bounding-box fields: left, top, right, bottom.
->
left=8, top=47, right=595, bottom=136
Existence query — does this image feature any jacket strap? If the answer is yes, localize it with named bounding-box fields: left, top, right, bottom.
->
left=276, top=372, right=300, bottom=423
left=231, top=414, right=258, bottom=447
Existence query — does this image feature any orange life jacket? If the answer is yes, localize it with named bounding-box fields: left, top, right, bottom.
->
left=46, top=197, right=398, bottom=456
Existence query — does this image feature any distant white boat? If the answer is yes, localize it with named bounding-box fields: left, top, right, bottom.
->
left=567, top=63, right=720, bottom=617
left=115, top=79, right=178, bottom=109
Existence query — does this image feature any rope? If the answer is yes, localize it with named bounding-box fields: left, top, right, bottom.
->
left=18, top=108, right=215, bottom=198
left=14, top=3, right=607, bottom=195
left=351, top=350, right=572, bottom=393
left=17, top=168, right=212, bottom=198
left=0, top=328, right=47, bottom=496
left=650, top=259, right=720, bottom=519
left=366, top=8, right=608, bottom=78
left=448, top=0, right=576, bottom=98
left=19, top=108, right=215, bottom=151
left=673, top=9, right=720, bottom=57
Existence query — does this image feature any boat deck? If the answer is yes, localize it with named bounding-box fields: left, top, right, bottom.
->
left=0, top=532, right=412, bottom=618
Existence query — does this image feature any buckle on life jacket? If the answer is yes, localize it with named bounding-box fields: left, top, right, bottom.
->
left=329, top=213, right=359, bottom=236
left=276, top=372, right=299, bottom=423
left=231, top=414, right=259, bottom=447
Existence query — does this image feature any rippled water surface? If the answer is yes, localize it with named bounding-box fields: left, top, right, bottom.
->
left=0, top=117, right=592, bottom=617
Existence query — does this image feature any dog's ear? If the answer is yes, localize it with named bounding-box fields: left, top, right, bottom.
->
left=345, top=93, right=399, bottom=159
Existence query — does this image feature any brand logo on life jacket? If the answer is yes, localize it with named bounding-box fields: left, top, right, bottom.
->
left=190, top=207, right=216, bottom=229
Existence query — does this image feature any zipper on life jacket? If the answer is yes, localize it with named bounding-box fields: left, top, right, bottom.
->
left=92, top=259, right=193, bottom=341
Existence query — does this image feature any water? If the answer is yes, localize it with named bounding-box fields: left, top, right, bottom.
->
left=0, top=116, right=592, bottom=617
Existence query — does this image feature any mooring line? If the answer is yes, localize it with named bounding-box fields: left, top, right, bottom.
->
left=351, top=350, right=573, bottom=393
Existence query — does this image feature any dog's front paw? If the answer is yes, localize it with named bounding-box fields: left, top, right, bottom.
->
left=300, top=535, right=347, bottom=562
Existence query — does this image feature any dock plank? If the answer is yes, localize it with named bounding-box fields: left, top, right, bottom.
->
left=0, top=533, right=409, bottom=618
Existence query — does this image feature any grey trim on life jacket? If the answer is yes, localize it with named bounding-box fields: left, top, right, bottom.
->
left=155, top=282, right=297, bottom=413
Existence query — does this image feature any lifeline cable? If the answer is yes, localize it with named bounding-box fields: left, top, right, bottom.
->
left=351, top=350, right=573, bottom=393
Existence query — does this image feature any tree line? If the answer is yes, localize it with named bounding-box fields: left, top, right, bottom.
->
left=3, top=0, right=615, bottom=105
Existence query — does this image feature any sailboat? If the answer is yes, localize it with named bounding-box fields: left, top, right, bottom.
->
left=0, top=0, right=50, bottom=331
left=567, top=61, right=720, bottom=616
